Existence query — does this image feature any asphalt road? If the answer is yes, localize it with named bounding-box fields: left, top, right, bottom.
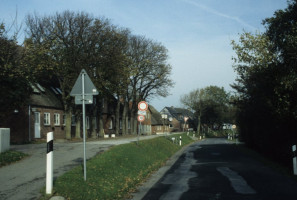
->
left=140, top=138, right=297, bottom=200
left=0, top=134, right=163, bottom=200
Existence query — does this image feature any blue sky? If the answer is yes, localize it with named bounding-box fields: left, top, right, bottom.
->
left=0, top=0, right=288, bottom=111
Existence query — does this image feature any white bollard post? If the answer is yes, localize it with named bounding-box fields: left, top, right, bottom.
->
left=46, top=132, right=54, bottom=195
left=293, top=145, right=297, bottom=175
left=199, top=136, right=202, bottom=140
left=179, top=136, right=182, bottom=146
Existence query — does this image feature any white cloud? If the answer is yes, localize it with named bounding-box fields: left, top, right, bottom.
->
left=181, top=0, right=257, bottom=31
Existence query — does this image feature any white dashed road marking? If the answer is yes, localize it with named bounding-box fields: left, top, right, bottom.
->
left=160, top=149, right=197, bottom=200
left=217, top=167, right=256, bottom=194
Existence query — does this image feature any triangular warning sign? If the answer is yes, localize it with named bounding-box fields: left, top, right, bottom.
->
left=70, top=69, right=99, bottom=96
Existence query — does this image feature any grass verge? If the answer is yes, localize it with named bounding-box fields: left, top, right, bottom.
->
left=205, top=129, right=230, bottom=138
left=0, top=150, right=28, bottom=167
left=45, top=133, right=194, bottom=200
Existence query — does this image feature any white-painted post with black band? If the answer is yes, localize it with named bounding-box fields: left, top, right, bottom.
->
left=292, top=145, right=297, bottom=175
left=179, top=136, right=182, bottom=146
left=46, top=132, right=54, bottom=195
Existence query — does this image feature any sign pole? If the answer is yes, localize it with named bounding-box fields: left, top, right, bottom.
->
left=137, top=101, right=147, bottom=146
left=82, top=72, right=87, bottom=181
left=70, top=69, right=99, bottom=181
left=138, top=121, right=140, bottom=145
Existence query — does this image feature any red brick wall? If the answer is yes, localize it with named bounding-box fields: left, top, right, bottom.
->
left=32, top=107, right=65, bottom=140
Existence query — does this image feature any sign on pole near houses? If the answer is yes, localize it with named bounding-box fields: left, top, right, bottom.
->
left=75, top=95, right=93, bottom=104
left=70, top=69, right=98, bottom=181
left=70, top=69, right=99, bottom=96
left=138, top=101, right=148, bottom=111
left=137, top=110, right=146, bottom=116
left=137, top=101, right=148, bottom=145
left=137, top=115, right=145, bottom=122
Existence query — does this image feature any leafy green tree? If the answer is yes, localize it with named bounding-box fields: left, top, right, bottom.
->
left=180, top=88, right=205, bottom=135
left=231, top=0, right=297, bottom=166
left=263, top=0, right=297, bottom=121
left=180, top=86, right=231, bottom=135
left=231, top=31, right=283, bottom=149
left=0, top=23, right=32, bottom=123
left=202, top=86, right=230, bottom=126
left=25, top=11, right=132, bottom=138
left=24, top=11, right=173, bottom=137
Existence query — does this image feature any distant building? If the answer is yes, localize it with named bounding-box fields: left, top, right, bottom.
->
left=150, top=105, right=169, bottom=134
left=160, top=106, right=195, bottom=132
left=6, top=83, right=65, bottom=144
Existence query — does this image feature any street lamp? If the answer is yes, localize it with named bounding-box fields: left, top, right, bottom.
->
left=161, top=114, right=167, bottom=136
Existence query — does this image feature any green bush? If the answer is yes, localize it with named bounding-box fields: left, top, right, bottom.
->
left=0, top=151, right=28, bottom=167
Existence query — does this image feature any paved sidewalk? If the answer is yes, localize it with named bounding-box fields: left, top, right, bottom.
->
left=0, top=134, right=170, bottom=200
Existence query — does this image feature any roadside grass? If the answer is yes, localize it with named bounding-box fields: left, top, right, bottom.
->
left=46, top=133, right=194, bottom=200
left=205, top=129, right=230, bottom=138
left=0, top=150, right=28, bottom=167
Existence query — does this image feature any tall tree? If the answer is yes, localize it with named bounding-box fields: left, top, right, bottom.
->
left=0, top=23, right=32, bottom=123
left=24, top=11, right=173, bottom=137
left=180, top=88, right=205, bottom=135
left=25, top=11, right=131, bottom=138
left=180, top=86, right=231, bottom=134
left=202, top=86, right=230, bottom=127
left=231, top=0, right=297, bottom=166
left=126, top=35, right=174, bottom=134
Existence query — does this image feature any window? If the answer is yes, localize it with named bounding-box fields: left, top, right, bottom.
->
left=54, top=113, right=60, bottom=126
left=44, top=113, right=50, bottom=125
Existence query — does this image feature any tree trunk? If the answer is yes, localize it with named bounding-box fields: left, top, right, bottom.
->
left=65, top=110, right=72, bottom=140
left=75, top=114, right=81, bottom=138
left=131, top=99, right=139, bottom=135
left=134, top=118, right=138, bottom=135
left=99, top=116, right=104, bottom=137
left=91, top=115, right=97, bottom=138
left=115, top=97, right=121, bottom=135
left=122, top=101, right=128, bottom=135
left=197, top=113, right=201, bottom=136
left=131, top=108, right=139, bottom=135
